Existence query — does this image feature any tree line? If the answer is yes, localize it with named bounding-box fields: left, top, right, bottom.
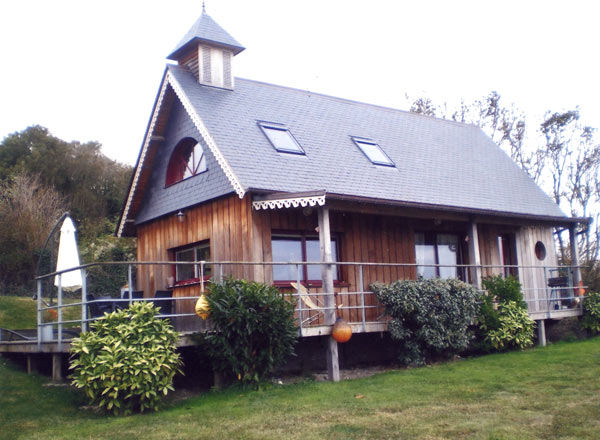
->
left=409, top=93, right=600, bottom=291
left=0, top=126, right=134, bottom=294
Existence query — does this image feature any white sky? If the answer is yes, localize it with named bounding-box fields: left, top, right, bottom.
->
left=0, top=0, right=598, bottom=166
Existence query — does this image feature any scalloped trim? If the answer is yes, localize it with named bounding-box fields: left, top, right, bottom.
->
left=167, top=71, right=245, bottom=199
left=252, top=195, right=326, bottom=210
left=117, top=76, right=170, bottom=237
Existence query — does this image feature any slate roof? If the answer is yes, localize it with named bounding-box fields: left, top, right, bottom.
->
left=165, top=64, right=566, bottom=220
left=167, top=12, right=245, bottom=60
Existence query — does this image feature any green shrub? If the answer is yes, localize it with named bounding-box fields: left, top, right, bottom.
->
left=477, top=275, right=534, bottom=351
left=372, top=278, right=481, bottom=366
left=204, top=279, right=297, bottom=386
left=482, top=275, right=526, bottom=307
left=581, top=291, right=600, bottom=333
left=69, top=302, right=182, bottom=415
left=481, top=301, right=535, bottom=350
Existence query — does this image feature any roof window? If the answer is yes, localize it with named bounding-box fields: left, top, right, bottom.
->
left=259, top=122, right=305, bottom=155
left=352, top=137, right=394, bottom=167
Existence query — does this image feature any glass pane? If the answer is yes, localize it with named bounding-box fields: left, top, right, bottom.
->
left=415, top=232, right=436, bottom=279
left=272, top=238, right=302, bottom=281
left=195, top=245, right=211, bottom=277
left=306, top=239, right=338, bottom=281
left=264, top=127, right=303, bottom=153
left=183, top=143, right=207, bottom=179
left=175, top=249, right=196, bottom=281
left=437, top=234, right=458, bottom=278
left=356, top=141, right=393, bottom=165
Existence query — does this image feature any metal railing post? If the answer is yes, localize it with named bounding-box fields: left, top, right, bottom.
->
left=296, top=264, right=302, bottom=336
left=128, top=264, right=133, bottom=306
left=200, top=262, right=205, bottom=293
left=57, top=274, right=63, bottom=351
left=359, top=264, right=366, bottom=332
left=37, top=279, right=42, bottom=350
left=81, top=268, right=88, bottom=332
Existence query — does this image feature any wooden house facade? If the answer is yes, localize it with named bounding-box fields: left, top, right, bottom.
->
left=118, top=11, right=587, bottom=347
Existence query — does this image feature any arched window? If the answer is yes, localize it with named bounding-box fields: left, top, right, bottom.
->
left=166, top=138, right=207, bottom=186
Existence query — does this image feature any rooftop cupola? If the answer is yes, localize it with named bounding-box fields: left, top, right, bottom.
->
left=167, top=7, right=244, bottom=90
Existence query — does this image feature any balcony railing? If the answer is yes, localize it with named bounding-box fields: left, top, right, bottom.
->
left=30, top=260, right=587, bottom=348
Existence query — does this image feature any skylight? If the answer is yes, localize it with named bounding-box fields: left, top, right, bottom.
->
left=259, top=123, right=305, bottom=154
left=352, top=137, right=394, bottom=167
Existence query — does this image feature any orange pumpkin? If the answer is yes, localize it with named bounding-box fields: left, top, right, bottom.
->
left=332, top=317, right=352, bottom=343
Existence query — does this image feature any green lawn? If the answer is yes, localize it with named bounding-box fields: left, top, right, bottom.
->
left=0, top=296, right=80, bottom=330
left=1, top=338, right=599, bottom=440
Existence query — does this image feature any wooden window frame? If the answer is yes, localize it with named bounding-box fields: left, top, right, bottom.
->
left=415, top=231, right=466, bottom=281
left=271, top=231, right=340, bottom=285
left=170, top=240, right=211, bottom=285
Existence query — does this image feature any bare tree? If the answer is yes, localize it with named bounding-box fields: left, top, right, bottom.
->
left=0, top=172, right=65, bottom=292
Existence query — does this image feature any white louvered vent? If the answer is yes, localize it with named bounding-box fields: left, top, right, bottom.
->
left=223, top=50, right=232, bottom=89
left=201, top=46, right=212, bottom=83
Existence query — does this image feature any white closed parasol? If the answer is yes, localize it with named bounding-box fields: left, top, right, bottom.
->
left=54, top=216, right=83, bottom=290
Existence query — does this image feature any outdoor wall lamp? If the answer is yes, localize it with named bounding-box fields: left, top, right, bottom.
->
left=176, top=210, right=185, bottom=223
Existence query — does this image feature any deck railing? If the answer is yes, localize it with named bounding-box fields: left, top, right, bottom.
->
left=33, top=261, right=588, bottom=348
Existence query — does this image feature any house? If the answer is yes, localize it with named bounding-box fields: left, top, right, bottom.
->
left=117, top=11, right=587, bottom=376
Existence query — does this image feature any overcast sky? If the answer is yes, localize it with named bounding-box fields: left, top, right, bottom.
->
left=0, top=0, right=598, bottom=166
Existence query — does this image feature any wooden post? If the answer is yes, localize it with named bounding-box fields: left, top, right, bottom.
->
left=569, top=225, right=581, bottom=288
left=26, top=355, right=36, bottom=374
left=52, top=353, right=62, bottom=382
left=537, top=320, right=546, bottom=347
left=468, top=221, right=482, bottom=289
left=318, top=206, right=339, bottom=382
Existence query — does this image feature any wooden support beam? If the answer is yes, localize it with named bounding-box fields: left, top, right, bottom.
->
left=468, top=221, right=482, bottom=289
left=51, top=353, right=63, bottom=382
left=537, top=320, right=546, bottom=347
left=26, top=354, right=36, bottom=374
left=569, top=226, right=581, bottom=287
left=318, top=206, right=340, bottom=382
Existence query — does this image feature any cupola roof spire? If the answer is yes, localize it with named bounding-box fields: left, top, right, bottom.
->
left=167, top=11, right=245, bottom=61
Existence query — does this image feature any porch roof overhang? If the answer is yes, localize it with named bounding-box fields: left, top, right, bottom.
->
left=250, top=190, right=590, bottom=228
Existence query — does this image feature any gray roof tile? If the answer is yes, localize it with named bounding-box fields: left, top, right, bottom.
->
left=167, top=12, right=244, bottom=60
left=168, top=65, right=566, bottom=219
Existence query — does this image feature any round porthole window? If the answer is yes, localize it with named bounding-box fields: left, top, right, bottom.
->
left=535, top=241, right=546, bottom=260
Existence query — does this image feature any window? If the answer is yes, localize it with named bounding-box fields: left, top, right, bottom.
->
left=258, top=122, right=305, bottom=154
left=415, top=232, right=464, bottom=279
left=272, top=234, right=338, bottom=282
left=351, top=137, right=394, bottom=166
left=174, top=242, right=211, bottom=282
left=535, top=241, right=546, bottom=261
left=498, top=234, right=518, bottom=277
left=166, top=138, right=207, bottom=186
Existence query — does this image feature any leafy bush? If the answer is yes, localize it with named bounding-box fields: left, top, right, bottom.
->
left=482, top=275, right=526, bottom=307
left=481, top=301, right=535, bottom=350
left=69, top=302, right=182, bottom=415
left=204, top=279, right=297, bottom=386
left=372, top=278, right=481, bottom=366
left=477, top=275, right=534, bottom=351
left=581, top=291, right=600, bottom=333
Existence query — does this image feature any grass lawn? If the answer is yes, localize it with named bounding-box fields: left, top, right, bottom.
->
left=0, top=296, right=81, bottom=330
left=1, top=337, right=599, bottom=440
